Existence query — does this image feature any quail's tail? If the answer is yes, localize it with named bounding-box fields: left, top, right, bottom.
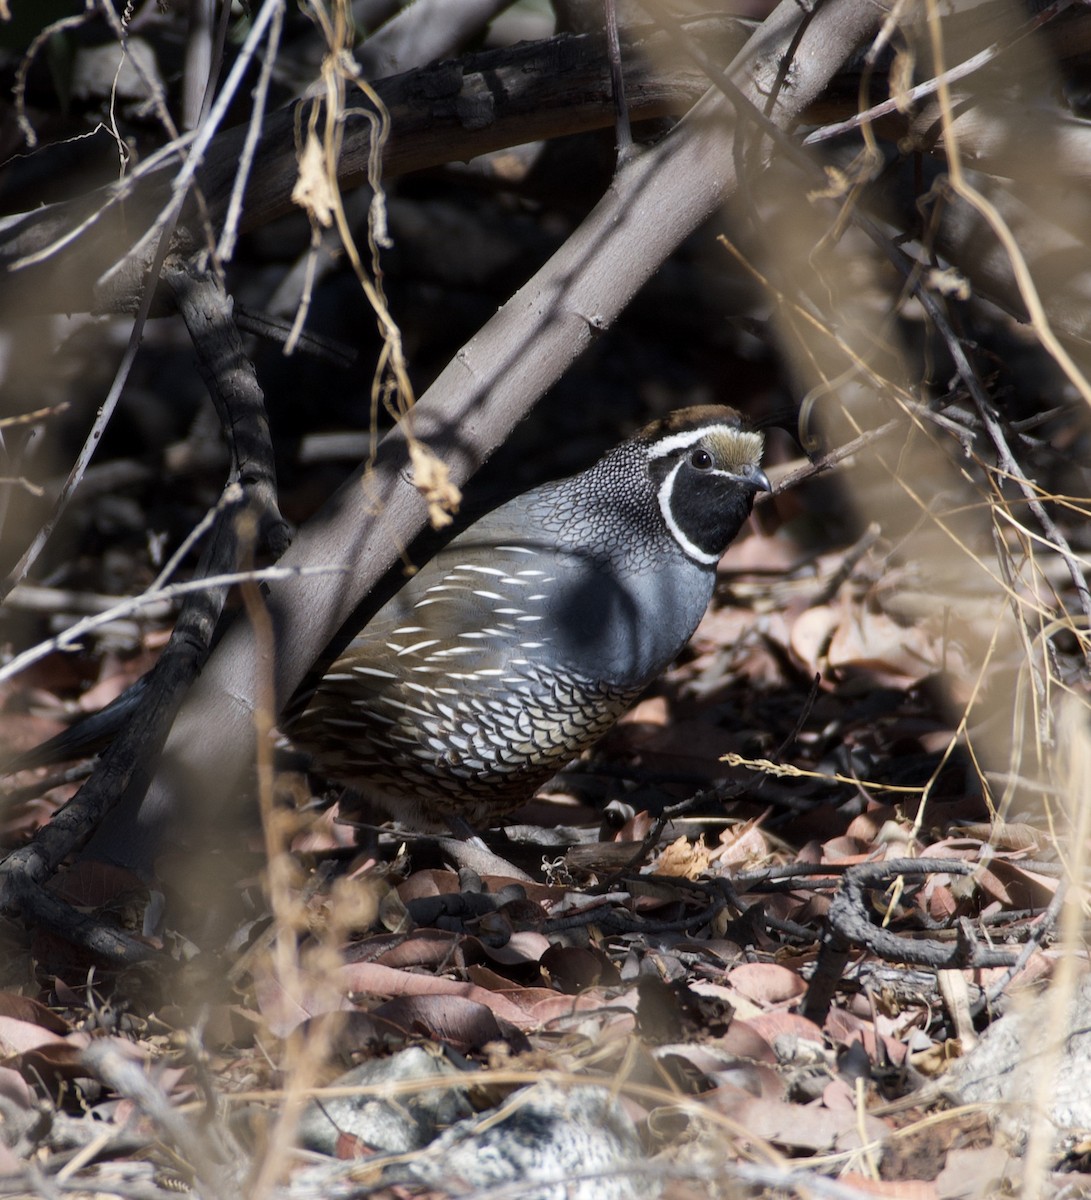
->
left=3, top=676, right=149, bottom=775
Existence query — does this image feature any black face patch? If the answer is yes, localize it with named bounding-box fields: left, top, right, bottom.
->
left=645, top=424, right=766, bottom=564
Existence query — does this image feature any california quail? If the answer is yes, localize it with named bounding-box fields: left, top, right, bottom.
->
left=285, top=406, right=770, bottom=830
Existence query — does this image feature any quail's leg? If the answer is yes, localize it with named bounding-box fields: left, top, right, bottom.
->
left=445, top=813, right=488, bottom=849
left=328, top=787, right=384, bottom=858
left=437, top=814, right=538, bottom=881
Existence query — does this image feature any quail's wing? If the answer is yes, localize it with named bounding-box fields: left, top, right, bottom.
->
left=288, top=522, right=635, bottom=787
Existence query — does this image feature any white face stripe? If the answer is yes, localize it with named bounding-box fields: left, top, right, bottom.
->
left=657, top=459, right=720, bottom=565
left=645, top=423, right=739, bottom=460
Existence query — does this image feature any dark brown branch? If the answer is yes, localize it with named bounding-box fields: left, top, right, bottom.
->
left=5, top=7, right=1091, bottom=334
left=0, top=485, right=248, bottom=961
left=0, top=265, right=312, bottom=936
left=801, top=859, right=1019, bottom=1026
left=164, top=258, right=291, bottom=558
left=0, top=19, right=753, bottom=318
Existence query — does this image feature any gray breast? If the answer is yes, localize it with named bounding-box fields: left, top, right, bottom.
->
left=530, top=545, right=714, bottom=690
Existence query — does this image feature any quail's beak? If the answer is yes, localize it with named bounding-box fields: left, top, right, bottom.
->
left=742, top=464, right=773, bottom=494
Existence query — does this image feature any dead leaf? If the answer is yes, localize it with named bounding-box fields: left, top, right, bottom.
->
left=655, top=836, right=712, bottom=880
left=0, top=992, right=71, bottom=1035
left=744, top=1010, right=825, bottom=1050
left=971, top=859, right=1058, bottom=910
left=790, top=605, right=839, bottom=672
left=0, top=1065, right=33, bottom=1108
left=727, top=962, right=807, bottom=1007
left=368, top=994, right=518, bottom=1051
left=409, top=440, right=461, bottom=529
left=338, top=960, right=535, bottom=1029
left=540, top=944, right=619, bottom=994
left=713, top=1019, right=779, bottom=1062
left=934, top=1146, right=1018, bottom=1199
left=292, top=130, right=336, bottom=227
left=953, top=821, right=1047, bottom=853
left=708, top=1088, right=889, bottom=1152
left=825, top=1008, right=908, bottom=1065
left=711, top=821, right=771, bottom=868
left=828, top=608, right=940, bottom=683
left=617, top=696, right=669, bottom=727
left=0, top=1015, right=64, bottom=1058
left=838, top=1174, right=938, bottom=1199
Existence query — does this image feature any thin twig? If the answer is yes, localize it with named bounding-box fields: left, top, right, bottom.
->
left=3, top=585, right=172, bottom=621
left=604, top=0, right=633, bottom=165
left=803, top=0, right=1075, bottom=146
left=150, top=481, right=241, bottom=592
left=0, top=205, right=184, bottom=601
left=6, top=129, right=199, bottom=273
left=10, top=0, right=284, bottom=278
left=97, top=0, right=183, bottom=145
left=183, top=0, right=215, bottom=131
left=83, top=1039, right=240, bottom=1200
left=217, top=0, right=285, bottom=262
left=923, top=0, right=1091, bottom=411
left=198, top=0, right=235, bottom=128
left=884, top=235, right=1091, bottom=662
left=0, top=564, right=342, bottom=686
left=235, top=305, right=357, bottom=367
left=14, top=11, right=93, bottom=148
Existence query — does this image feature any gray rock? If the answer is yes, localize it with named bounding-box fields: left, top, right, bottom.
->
left=941, top=973, right=1091, bottom=1155
left=298, top=1045, right=472, bottom=1155
left=400, top=1081, right=656, bottom=1200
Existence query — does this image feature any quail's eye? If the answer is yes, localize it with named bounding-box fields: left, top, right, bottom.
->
left=690, top=448, right=713, bottom=470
